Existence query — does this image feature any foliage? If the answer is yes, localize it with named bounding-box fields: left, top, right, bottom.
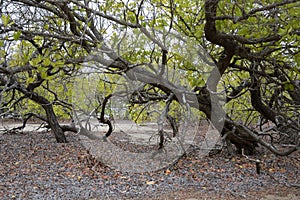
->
left=0, top=0, right=299, bottom=154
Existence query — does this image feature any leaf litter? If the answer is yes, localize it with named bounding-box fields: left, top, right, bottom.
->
left=0, top=130, right=299, bottom=200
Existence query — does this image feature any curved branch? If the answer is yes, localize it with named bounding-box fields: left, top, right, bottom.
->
left=227, top=119, right=299, bottom=156
left=249, top=75, right=277, bottom=123
left=97, top=94, right=113, bottom=139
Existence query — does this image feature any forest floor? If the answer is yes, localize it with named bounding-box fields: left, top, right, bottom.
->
left=0, top=121, right=299, bottom=200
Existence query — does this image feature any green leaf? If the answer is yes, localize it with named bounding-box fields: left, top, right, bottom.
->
left=53, top=60, right=64, bottom=68
left=0, top=49, right=5, bottom=58
left=43, top=58, right=51, bottom=66
left=283, top=82, right=294, bottom=91
left=287, top=26, right=293, bottom=34
left=27, top=77, right=35, bottom=84
left=29, top=55, right=43, bottom=66
left=29, top=60, right=35, bottom=66
left=57, top=19, right=63, bottom=26
left=41, top=71, right=48, bottom=79
left=127, top=12, right=136, bottom=23
left=13, top=31, right=21, bottom=40
left=44, top=24, right=49, bottom=30
left=1, top=14, right=10, bottom=27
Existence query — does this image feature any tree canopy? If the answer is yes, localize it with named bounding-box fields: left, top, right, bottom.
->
left=0, top=0, right=299, bottom=156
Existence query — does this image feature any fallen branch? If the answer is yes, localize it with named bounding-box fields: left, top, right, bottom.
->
left=242, top=148, right=261, bottom=174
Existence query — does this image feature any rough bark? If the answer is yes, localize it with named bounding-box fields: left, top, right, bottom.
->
left=204, top=0, right=259, bottom=154
left=42, top=104, right=67, bottom=143
left=16, top=86, right=67, bottom=143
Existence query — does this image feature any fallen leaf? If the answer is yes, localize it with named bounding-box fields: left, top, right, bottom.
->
left=269, top=168, right=275, bottom=172
left=146, top=180, right=155, bottom=185
left=101, top=175, right=109, bottom=179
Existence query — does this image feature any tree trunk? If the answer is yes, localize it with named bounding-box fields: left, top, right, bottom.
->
left=224, top=124, right=258, bottom=155
left=17, top=86, right=67, bottom=143
left=42, top=104, right=67, bottom=143
left=196, top=87, right=258, bottom=155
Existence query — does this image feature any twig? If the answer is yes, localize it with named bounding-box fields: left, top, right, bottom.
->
left=242, top=148, right=261, bottom=174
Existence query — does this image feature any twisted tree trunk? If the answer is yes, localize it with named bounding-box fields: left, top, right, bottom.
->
left=42, top=104, right=67, bottom=143
left=17, top=86, right=67, bottom=143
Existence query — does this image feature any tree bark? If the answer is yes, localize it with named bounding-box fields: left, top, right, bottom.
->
left=203, top=0, right=260, bottom=154
left=42, top=104, right=67, bottom=143
left=16, top=86, right=67, bottom=143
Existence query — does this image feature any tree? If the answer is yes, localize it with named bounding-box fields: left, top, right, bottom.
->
left=201, top=0, right=300, bottom=155
left=0, top=0, right=299, bottom=155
